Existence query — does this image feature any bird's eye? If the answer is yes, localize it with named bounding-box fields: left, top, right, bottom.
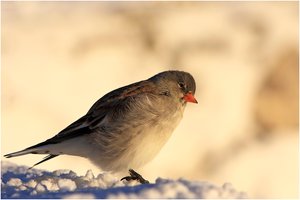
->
left=178, top=82, right=185, bottom=89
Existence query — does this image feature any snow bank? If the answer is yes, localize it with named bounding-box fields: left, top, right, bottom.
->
left=1, top=161, right=247, bottom=199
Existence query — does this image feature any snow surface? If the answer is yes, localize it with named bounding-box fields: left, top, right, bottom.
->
left=1, top=161, right=247, bottom=199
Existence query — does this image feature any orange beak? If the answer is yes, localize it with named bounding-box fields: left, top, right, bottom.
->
left=183, top=92, right=198, bottom=104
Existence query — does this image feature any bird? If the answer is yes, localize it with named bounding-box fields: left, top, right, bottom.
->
left=4, top=70, right=197, bottom=184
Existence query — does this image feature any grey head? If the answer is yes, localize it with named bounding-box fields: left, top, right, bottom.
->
left=149, top=70, right=197, bottom=104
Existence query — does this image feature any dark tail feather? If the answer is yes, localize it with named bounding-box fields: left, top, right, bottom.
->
left=28, top=154, right=58, bottom=170
left=4, top=148, right=39, bottom=158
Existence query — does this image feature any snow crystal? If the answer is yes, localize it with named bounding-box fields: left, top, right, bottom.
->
left=53, top=169, right=69, bottom=175
left=24, top=179, right=37, bottom=188
left=63, top=193, right=96, bottom=199
left=97, top=172, right=118, bottom=188
left=35, top=183, right=46, bottom=192
left=18, top=185, right=27, bottom=191
left=30, top=190, right=37, bottom=196
left=57, top=179, right=77, bottom=192
left=40, top=179, right=59, bottom=191
left=85, top=169, right=95, bottom=180
left=7, top=178, right=22, bottom=187
left=1, top=161, right=247, bottom=199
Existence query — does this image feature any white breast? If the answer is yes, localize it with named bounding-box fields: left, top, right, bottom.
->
left=126, top=107, right=184, bottom=170
left=86, top=99, right=186, bottom=173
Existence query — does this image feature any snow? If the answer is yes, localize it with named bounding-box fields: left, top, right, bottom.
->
left=1, top=161, right=247, bottom=199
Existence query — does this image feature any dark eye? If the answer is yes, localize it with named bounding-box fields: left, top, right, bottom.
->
left=178, top=82, right=185, bottom=89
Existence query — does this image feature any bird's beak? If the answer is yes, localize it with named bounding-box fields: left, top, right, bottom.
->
left=183, top=91, right=198, bottom=104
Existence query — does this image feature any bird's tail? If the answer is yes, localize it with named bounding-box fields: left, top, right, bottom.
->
left=4, top=148, right=38, bottom=158
left=4, top=148, right=58, bottom=169
left=4, top=138, right=55, bottom=158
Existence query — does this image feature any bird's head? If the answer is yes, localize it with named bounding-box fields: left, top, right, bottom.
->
left=150, top=70, right=197, bottom=104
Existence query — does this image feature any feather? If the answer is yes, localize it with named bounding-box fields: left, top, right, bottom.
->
left=28, top=154, right=58, bottom=170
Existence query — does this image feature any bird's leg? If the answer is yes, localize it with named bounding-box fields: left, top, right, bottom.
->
left=120, top=169, right=150, bottom=184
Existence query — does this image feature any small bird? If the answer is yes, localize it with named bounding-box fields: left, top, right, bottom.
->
left=4, top=70, right=197, bottom=183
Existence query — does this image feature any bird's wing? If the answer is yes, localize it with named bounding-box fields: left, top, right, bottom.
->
left=86, top=80, right=159, bottom=125
left=4, top=80, right=160, bottom=169
left=26, top=80, right=158, bottom=148
left=23, top=115, right=91, bottom=150
left=86, top=80, right=157, bottom=115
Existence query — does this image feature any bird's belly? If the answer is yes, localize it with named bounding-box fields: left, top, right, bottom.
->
left=117, top=112, right=183, bottom=172
left=129, top=125, right=175, bottom=169
left=88, top=107, right=184, bottom=173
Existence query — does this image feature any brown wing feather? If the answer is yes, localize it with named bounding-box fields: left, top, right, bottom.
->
left=87, top=80, right=157, bottom=114
left=24, top=80, right=158, bottom=149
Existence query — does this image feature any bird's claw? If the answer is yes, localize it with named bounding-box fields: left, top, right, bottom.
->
left=120, top=169, right=150, bottom=184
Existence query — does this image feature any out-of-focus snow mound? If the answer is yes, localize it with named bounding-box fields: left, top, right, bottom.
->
left=1, top=161, right=247, bottom=199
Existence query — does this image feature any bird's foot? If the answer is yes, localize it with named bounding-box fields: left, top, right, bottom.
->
left=121, top=169, right=150, bottom=184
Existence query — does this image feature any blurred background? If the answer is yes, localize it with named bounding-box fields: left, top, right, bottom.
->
left=1, top=1, right=298, bottom=198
